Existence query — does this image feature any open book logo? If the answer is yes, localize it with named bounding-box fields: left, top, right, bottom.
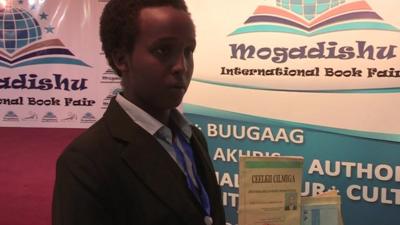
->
left=0, top=0, right=90, bottom=68
left=230, top=0, right=400, bottom=36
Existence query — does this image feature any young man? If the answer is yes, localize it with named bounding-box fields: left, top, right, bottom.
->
left=52, top=0, right=225, bottom=225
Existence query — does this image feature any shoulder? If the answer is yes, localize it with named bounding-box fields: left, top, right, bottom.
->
left=58, top=117, right=122, bottom=166
left=191, top=125, right=207, bottom=145
left=66, top=118, right=109, bottom=151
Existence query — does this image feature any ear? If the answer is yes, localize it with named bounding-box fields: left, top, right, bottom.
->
left=111, top=50, right=128, bottom=73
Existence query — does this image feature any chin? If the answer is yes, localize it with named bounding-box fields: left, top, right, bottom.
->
left=158, top=98, right=183, bottom=110
left=170, top=99, right=183, bottom=108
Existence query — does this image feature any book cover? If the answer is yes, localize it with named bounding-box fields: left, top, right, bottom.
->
left=239, top=156, right=304, bottom=225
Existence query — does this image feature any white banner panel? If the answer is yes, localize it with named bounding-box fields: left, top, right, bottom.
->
left=0, top=0, right=118, bottom=127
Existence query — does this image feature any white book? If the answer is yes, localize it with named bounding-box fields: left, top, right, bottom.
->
left=239, top=156, right=304, bottom=225
left=301, top=190, right=344, bottom=225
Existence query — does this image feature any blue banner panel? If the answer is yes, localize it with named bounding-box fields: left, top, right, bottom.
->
left=185, top=104, right=400, bottom=225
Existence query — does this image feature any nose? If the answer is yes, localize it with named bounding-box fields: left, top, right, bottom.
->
left=172, top=53, right=188, bottom=75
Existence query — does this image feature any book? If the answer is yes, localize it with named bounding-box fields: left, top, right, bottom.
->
left=301, top=190, right=344, bottom=225
left=239, top=156, right=304, bottom=225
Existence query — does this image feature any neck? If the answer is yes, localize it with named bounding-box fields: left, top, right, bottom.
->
left=134, top=101, right=172, bottom=125
left=148, top=109, right=171, bottom=126
left=121, top=92, right=173, bottom=125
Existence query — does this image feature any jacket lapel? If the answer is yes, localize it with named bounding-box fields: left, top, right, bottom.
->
left=190, top=130, right=221, bottom=218
left=104, top=98, right=205, bottom=225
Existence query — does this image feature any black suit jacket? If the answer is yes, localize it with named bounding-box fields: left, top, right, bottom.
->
left=52, top=98, right=225, bottom=225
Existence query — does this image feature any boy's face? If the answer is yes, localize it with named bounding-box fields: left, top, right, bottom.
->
left=289, top=195, right=295, bottom=205
left=118, top=6, right=196, bottom=112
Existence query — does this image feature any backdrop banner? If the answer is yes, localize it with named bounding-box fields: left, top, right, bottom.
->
left=0, top=1, right=399, bottom=225
left=0, top=0, right=119, bottom=127
left=184, top=1, right=400, bottom=225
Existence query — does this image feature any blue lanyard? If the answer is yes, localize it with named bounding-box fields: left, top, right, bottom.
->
left=172, top=131, right=211, bottom=217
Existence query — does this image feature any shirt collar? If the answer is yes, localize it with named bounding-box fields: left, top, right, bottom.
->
left=115, top=93, right=192, bottom=141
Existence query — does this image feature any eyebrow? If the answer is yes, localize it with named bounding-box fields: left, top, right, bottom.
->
left=152, top=37, right=196, bottom=45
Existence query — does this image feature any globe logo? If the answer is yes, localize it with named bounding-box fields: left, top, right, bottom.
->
left=276, top=0, right=345, bottom=20
left=0, top=1, right=89, bottom=68
left=0, top=7, right=42, bottom=54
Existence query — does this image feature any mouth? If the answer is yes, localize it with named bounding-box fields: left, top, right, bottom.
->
left=168, top=85, right=187, bottom=96
left=170, top=83, right=187, bottom=90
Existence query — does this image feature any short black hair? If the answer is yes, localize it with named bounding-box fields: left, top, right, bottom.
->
left=100, top=0, right=189, bottom=76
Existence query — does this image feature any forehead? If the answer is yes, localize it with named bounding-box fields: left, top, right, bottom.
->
left=136, top=6, right=195, bottom=42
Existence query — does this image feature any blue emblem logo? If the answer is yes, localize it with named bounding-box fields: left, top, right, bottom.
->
left=0, top=0, right=90, bottom=68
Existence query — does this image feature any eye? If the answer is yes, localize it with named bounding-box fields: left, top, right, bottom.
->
left=184, top=47, right=194, bottom=57
left=184, top=45, right=196, bottom=58
left=152, top=45, right=171, bottom=58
